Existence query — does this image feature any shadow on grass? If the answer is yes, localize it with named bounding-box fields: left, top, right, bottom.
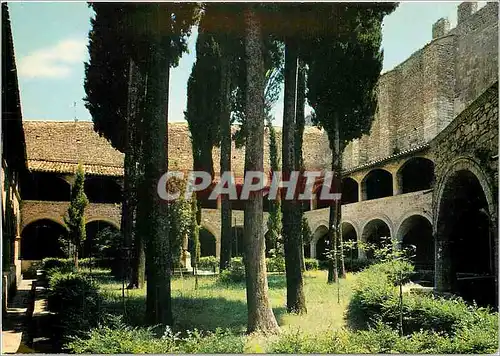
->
left=101, top=290, right=286, bottom=334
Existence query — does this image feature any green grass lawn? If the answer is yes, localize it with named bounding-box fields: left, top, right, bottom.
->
left=96, top=270, right=356, bottom=340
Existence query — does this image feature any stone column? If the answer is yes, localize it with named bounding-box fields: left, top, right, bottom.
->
left=435, top=238, right=453, bottom=292
left=358, top=181, right=364, bottom=202
left=393, top=173, right=402, bottom=195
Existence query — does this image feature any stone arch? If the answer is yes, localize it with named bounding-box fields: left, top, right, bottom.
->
left=83, top=220, right=120, bottom=259
left=396, top=213, right=434, bottom=271
left=361, top=169, right=393, bottom=201
left=342, top=221, right=359, bottom=259
left=397, top=157, right=435, bottom=194
left=20, top=172, right=71, bottom=201
left=311, top=223, right=329, bottom=261
left=310, top=219, right=329, bottom=236
left=433, top=156, right=496, bottom=234
left=20, top=219, right=68, bottom=260
left=341, top=177, right=359, bottom=204
left=434, top=156, right=497, bottom=306
left=84, top=176, right=122, bottom=203
left=21, top=215, right=66, bottom=235
left=361, top=217, right=393, bottom=259
left=86, top=217, right=120, bottom=230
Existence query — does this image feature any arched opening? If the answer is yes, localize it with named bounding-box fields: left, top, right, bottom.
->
left=362, top=169, right=393, bottom=201
left=199, top=227, right=216, bottom=257
left=342, top=222, right=358, bottom=259
left=21, top=219, right=67, bottom=260
left=231, top=226, right=244, bottom=257
left=342, top=178, right=359, bottom=204
left=399, top=158, right=434, bottom=193
left=313, top=225, right=329, bottom=261
left=20, top=172, right=70, bottom=201
left=83, top=220, right=120, bottom=259
left=437, top=170, right=495, bottom=306
left=362, top=219, right=391, bottom=259
left=398, top=215, right=433, bottom=271
left=84, top=177, right=122, bottom=203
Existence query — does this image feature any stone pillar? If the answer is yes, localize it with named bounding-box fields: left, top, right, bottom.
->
left=435, top=238, right=453, bottom=292
left=393, top=173, right=402, bottom=195
left=358, top=181, right=365, bottom=202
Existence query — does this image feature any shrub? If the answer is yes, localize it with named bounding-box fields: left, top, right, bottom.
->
left=42, top=257, right=75, bottom=274
left=347, top=261, right=498, bottom=338
left=304, top=258, right=319, bottom=271
left=266, top=255, right=285, bottom=273
left=269, top=322, right=499, bottom=354
left=197, top=256, right=218, bottom=271
left=343, top=257, right=376, bottom=272
left=218, top=258, right=245, bottom=284
left=66, top=322, right=245, bottom=354
left=48, top=271, right=103, bottom=349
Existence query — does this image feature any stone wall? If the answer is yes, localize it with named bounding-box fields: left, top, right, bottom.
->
left=305, top=190, right=432, bottom=242
left=21, top=201, right=121, bottom=232
left=342, top=2, right=498, bottom=171
left=432, top=82, right=498, bottom=292
left=1, top=159, right=23, bottom=311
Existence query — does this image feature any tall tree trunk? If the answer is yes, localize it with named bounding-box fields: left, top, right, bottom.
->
left=332, top=114, right=346, bottom=278
left=295, top=59, right=306, bottom=273
left=138, top=35, right=172, bottom=325
left=124, top=57, right=145, bottom=289
left=327, top=200, right=338, bottom=283
left=243, top=6, right=280, bottom=334
left=327, top=113, right=343, bottom=283
left=282, top=38, right=307, bottom=314
left=220, top=55, right=233, bottom=271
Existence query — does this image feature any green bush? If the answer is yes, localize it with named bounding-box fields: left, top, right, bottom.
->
left=343, top=257, right=376, bottom=272
left=48, top=271, right=104, bottom=349
left=197, top=256, right=218, bottom=271
left=42, top=257, right=75, bottom=274
left=269, top=321, right=499, bottom=354
left=266, top=255, right=285, bottom=273
left=347, top=261, right=498, bottom=338
left=66, top=322, right=245, bottom=354
left=218, top=258, right=245, bottom=284
left=304, top=258, right=319, bottom=271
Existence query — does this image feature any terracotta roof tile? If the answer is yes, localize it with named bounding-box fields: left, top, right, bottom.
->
left=22, top=121, right=332, bottom=177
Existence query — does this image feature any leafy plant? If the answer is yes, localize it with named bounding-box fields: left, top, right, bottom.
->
left=266, top=255, right=286, bottom=273
left=304, top=258, right=319, bottom=271
left=198, top=256, right=219, bottom=271
left=48, top=271, right=103, bottom=350
left=218, top=257, right=245, bottom=284
left=63, top=163, right=88, bottom=268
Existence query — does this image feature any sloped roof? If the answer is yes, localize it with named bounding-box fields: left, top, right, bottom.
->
left=22, top=121, right=331, bottom=177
